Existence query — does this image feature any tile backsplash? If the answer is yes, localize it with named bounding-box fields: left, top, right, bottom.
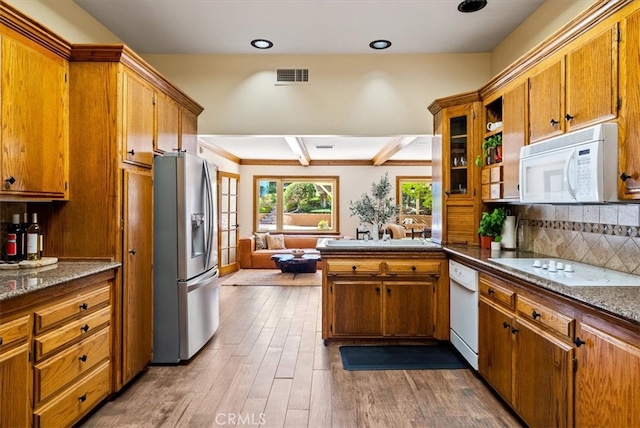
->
left=514, top=204, right=640, bottom=274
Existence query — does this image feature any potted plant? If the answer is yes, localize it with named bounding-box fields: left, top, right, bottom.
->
left=482, top=134, right=502, bottom=164
left=477, top=207, right=507, bottom=249
left=349, top=173, right=398, bottom=240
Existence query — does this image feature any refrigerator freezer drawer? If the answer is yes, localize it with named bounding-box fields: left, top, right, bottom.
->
left=178, top=271, right=220, bottom=360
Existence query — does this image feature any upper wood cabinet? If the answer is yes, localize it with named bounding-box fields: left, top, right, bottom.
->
left=180, top=110, right=199, bottom=155
left=502, top=82, right=527, bottom=199
left=0, top=10, right=70, bottom=200
left=528, top=60, right=564, bottom=143
left=529, top=24, right=619, bottom=144
left=123, top=72, right=155, bottom=168
left=565, top=24, right=619, bottom=131
left=618, top=6, right=640, bottom=198
left=156, top=92, right=180, bottom=154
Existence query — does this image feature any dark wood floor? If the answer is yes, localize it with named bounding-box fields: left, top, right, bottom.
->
left=82, top=282, right=522, bottom=427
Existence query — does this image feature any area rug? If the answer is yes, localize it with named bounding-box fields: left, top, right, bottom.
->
left=339, top=344, right=468, bottom=371
left=220, top=269, right=322, bottom=286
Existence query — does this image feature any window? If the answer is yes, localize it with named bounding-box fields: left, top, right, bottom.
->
left=396, top=176, right=432, bottom=227
left=255, top=176, right=339, bottom=233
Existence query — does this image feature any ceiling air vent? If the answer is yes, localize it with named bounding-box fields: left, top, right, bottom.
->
left=275, top=68, right=309, bottom=85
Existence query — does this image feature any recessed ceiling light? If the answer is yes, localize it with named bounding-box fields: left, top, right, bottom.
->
left=457, top=0, right=487, bottom=13
left=369, top=40, right=392, bottom=50
left=251, top=39, right=273, bottom=49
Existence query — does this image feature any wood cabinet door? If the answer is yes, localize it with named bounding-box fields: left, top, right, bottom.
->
left=502, top=82, right=527, bottom=199
left=442, top=103, right=477, bottom=201
left=331, top=280, right=382, bottom=336
left=155, top=93, right=180, bottom=154
left=529, top=60, right=564, bottom=143
left=565, top=24, right=618, bottom=132
left=478, top=299, right=513, bottom=403
left=122, top=169, right=153, bottom=384
left=619, top=8, right=640, bottom=197
left=512, top=318, right=573, bottom=428
left=574, top=321, right=640, bottom=428
left=123, top=73, right=154, bottom=167
left=383, top=281, right=434, bottom=337
left=1, top=34, right=68, bottom=197
left=180, top=110, right=198, bottom=155
left=0, top=343, right=31, bottom=427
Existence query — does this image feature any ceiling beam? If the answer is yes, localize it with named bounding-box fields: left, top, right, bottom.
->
left=372, top=136, right=418, bottom=166
left=284, top=136, right=311, bottom=166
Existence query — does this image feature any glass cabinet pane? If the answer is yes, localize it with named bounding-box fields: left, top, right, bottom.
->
left=449, top=115, right=469, bottom=195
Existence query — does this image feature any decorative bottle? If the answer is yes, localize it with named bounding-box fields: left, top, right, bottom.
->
left=26, top=213, right=41, bottom=261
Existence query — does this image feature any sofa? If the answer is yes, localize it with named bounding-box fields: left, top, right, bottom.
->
left=239, top=234, right=334, bottom=269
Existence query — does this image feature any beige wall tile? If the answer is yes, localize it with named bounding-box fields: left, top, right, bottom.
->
left=599, top=205, right=618, bottom=224
left=618, top=205, right=640, bottom=227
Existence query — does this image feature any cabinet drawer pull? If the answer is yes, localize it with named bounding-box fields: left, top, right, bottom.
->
left=80, top=324, right=90, bottom=333
left=487, top=288, right=495, bottom=295
left=511, top=327, right=519, bottom=334
left=387, top=288, right=391, bottom=295
left=502, top=321, right=510, bottom=329
left=375, top=287, right=380, bottom=292
left=532, top=310, right=541, bottom=320
left=0, top=336, right=3, bottom=345
left=574, top=337, right=586, bottom=347
left=565, top=113, right=574, bottom=121
left=411, top=266, right=417, bottom=271
left=5, top=176, right=16, bottom=185
left=128, top=149, right=135, bottom=155
left=79, top=354, right=88, bottom=362
left=620, top=172, right=631, bottom=182
left=389, top=273, right=397, bottom=277
left=351, top=266, right=357, bottom=271
left=79, top=303, right=88, bottom=310
left=129, top=249, right=136, bottom=255
left=78, top=394, right=87, bottom=403
left=550, top=118, right=559, bottom=126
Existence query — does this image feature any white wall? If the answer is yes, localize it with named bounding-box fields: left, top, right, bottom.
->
left=490, top=0, right=597, bottom=76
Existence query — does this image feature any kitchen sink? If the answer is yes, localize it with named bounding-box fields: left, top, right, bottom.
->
left=323, top=239, right=440, bottom=248
left=489, top=257, right=640, bottom=287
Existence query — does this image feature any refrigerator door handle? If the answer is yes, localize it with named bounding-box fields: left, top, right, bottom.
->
left=185, top=268, right=219, bottom=293
left=203, top=161, right=214, bottom=271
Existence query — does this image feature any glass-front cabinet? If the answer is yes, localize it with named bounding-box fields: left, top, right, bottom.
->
left=444, top=103, right=477, bottom=200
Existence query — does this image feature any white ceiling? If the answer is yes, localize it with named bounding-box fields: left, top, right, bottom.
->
left=72, top=0, right=547, bottom=163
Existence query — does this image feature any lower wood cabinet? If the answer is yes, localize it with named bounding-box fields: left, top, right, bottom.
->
left=321, top=253, right=447, bottom=341
left=479, top=273, right=573, bottom=428
left=478, top=269, right=640, bottom=428
left=0, top=268, right=116, bottom=428
left=574, top=319, right=640, bottom=427
left=0, top=315, right=32, bottom=428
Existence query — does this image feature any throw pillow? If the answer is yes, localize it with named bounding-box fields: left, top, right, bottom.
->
left=254, top=232, right=269, bottom=250
left=266, top=234, right=286, bottom=250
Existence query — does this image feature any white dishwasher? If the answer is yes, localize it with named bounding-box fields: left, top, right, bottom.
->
left=449, top=259, right=479, bottom=370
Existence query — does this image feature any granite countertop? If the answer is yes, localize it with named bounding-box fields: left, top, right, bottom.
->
left=316, top=238, right=443, bottom=252
left=444, top=245, right=640, bottom=325
left=0, top=261, right=121, bottom=302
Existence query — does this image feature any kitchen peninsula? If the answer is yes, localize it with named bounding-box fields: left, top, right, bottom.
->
left=317, top=239, right=449, bottom=342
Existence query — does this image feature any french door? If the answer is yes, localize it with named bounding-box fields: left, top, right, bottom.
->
left=218, top=172, right=240, bottom=275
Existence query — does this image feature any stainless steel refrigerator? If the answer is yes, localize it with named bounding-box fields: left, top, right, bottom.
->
left=152, top=152, right=219, bottom=363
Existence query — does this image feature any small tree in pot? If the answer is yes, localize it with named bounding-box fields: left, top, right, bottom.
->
left=477, top=207, right=507, bottom=249
left=349, top=173, right=397, bottom=240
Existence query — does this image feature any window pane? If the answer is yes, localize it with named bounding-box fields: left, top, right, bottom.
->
left=258, top=180, right=277, bottom=231
left=256, top=177, right=337, bottom=233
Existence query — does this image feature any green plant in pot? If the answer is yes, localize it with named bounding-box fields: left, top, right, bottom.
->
left=482, top=134, right=502, bottom=164
left=477, top=207, right=507, bottom=249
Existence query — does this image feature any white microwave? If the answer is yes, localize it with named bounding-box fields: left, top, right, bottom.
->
left=519, top=123, right=618, bottom=204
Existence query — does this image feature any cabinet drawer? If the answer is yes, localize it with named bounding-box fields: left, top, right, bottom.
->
left=517, top=295, right=574, bottom=338
left=481, top=168, right=491, bottom=185
left=326, top=260, right=383, bottom=275
left=490, top=166, right=502, bottom=183
left=0, top=315, right=30, bottom=351
left=479, top=278, right=515, bottom=310
left=386, top=261, right=441, bottom=276
left=35, top=327, right=110, bottom=404
left=35, top=284, right=110, bottom=333
left=34, top=360, right=110, bottom=428
left=34, top=306, right=111, bottom=361
left=490, top=183, right=502, bottom=200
